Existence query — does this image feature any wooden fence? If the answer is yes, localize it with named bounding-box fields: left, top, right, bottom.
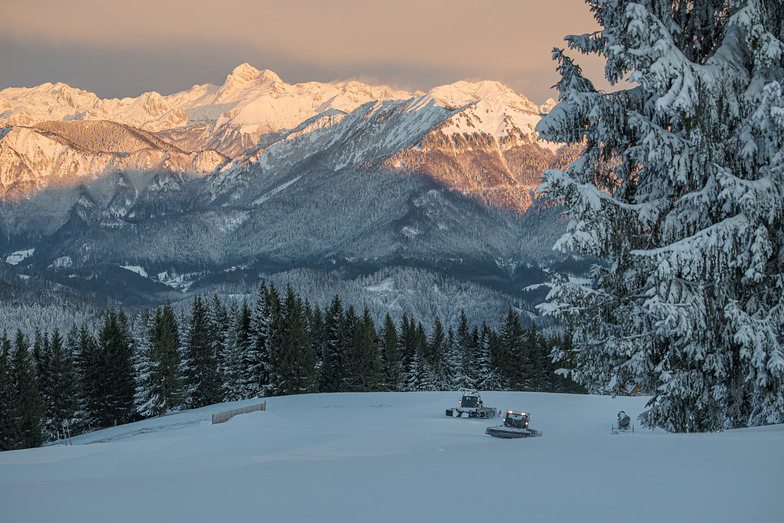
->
left=211, top=401, right=266, bottom=424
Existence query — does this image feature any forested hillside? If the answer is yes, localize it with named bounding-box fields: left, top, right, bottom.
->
left=0, top=282, right=581, bottom=451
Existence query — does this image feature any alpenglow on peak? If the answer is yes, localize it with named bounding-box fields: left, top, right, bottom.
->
left=226, top=63, right=282, bottom=86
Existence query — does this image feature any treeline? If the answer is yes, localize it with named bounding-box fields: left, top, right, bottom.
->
left=0, top=282, right=581, bottom=451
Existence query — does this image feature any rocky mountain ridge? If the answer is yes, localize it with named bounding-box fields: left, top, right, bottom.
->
left=0, top=64, right=578, bottom=310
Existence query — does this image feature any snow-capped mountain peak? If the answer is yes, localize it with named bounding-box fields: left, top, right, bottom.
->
left=222, top=63, right=283, bottom=89
left=429, top=80, right=540, bottom=114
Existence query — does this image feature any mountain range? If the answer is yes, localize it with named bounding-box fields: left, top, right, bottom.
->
left=0, top=64, right=581, bottom=324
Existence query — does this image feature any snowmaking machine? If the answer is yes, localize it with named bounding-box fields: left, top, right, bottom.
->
left=611, top=410, right=634, bottom=434
left=445, top=391, right=498, bottom=419
left=485, top=410, right=542, bottom=438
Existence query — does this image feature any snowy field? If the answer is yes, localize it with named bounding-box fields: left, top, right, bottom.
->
left=1, top=391, right=782, bottom=523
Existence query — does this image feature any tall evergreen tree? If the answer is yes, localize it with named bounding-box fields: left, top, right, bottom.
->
left=0, top=332, right=13, bottom=450
left=235, top=300, right=253, bottom=397
left=154, top=302, right=185, bottom=415
left=31, top=328, right=51, bottom=421
left=183, top=295, right=222, bottom=408
left=245, top=282, right=272, bottom=397
left=76, top=324, right=101, bottom=429
left=398, top=314, right=426, bottom=390
left=498, top=308, right=525, bottom=390
left=321, top=295, right=345, bottom=393
left=63, top=324, right=89, bottom=434
left=7, top=331, right=45, bottom=449
left=308, top=303, right=326, bottom=391
left=477, top=322, right=501, bottom=391
left=280, top=285, right=317, bottom=395
left=221, top=301, right=247, bottom=401
left=45, top=328, right=79, bottom=439
left=379, top=313, right=402, bottom=391
left=443, top=327, right=461, bottom=390
left=428, top=317, right=447, bottom=389
left=538, top=0, right=784, bottom=431
left=343, top=307, right=384, bottom=392
left=455, top=310, right=476, bottom=390
left=209, top=294, right=229, bottom=398
left=132, top=309, right=156, bottom=418
left=94, top=309, right=136, bottom=426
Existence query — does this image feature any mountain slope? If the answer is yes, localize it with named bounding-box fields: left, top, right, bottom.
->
left=1, top=392, right=780, bottom=523
left=0, top=65, right=574, bottom=309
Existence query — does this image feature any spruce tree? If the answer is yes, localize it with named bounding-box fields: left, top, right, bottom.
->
left=64, top=324, right=88, bottom=434
left=209, top=294, right=229, bottom=398
left=498, top=308, right=525, bottom=390
left=245, top=283, right=272, bottom=397
left=379, top=313, right=401, bottom=391
left=343, top=308, right=384, bottom=392
left=95, top=309, right=136, bottom=426
left=152, top=302, right=185, bottom=415
left=308, top=303, right=326, bottom=390
left=0, top=332, right=13, bottom=450
left=267, top=285, right=317, bottom=396
left=428, top=317, right=447, bottom=389
left=455, top=311, right=476, bottom=390
left=221, top=301, right=246, bottom=401
left=321, top=295, right=345, bottom=393
left=443, top=327, right=461, bottom=391
left=8, top=331, right=45, bottom=449
left=477, top=322, right=501, bottom=391
left=183, top=295, right=222, bottom=408
left=398, top=314, right=418, bottom=390
left=538, top=0, right=784, bottom=431
left=46, top=328, right=79, bottom=439
left=76, top=324, right=101, bottom=429
left=133, top=309, right=156, bottom=418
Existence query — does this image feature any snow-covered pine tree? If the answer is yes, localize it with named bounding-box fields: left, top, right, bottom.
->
left=443, top=327, right=462, bottom=391
left=320, top=295, right=345, bottom=393
left=307, top=302, right=326, bottom=390
left=455, top=310, right=476, bottom=390
left=342, top=307, right=384, bottom=392
left=144, top=303, right=184, bottom=417
left=132, top=309, right=156, bottom=419
left=498, top=308, right=525, bottom=390
left=208, top=294, right=229, bottom=399
left=476, top=322, right=501, bottom=391
left=428, top=317, right=448, bottom=389
left=8, top=330, right=45, bottom=449
left=405, top=347, right=423, bottom=392
left=379, top=313, right=402, bottom=391
left=0, top=332, right=13, bottom=450
left=74, top=324, right=100, bottom=430
left=245, top=282, right=272, bottom=397
left=183, top=295, right=222, bottom=408
left=95, top=309, right=136, bottom=427
left=45, top=328, right=79, bottom=440
left=220, top=301, right=246, bottom=401
left=537, top=0, right=783, bottom=431
left=268, top=285, right=317, bottom=396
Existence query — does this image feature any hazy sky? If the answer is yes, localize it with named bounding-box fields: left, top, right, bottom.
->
left=0, top=0, right=608, bottom=104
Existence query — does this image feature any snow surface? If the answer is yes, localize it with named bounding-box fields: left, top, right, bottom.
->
left=1, top=391, right=780, bottom=523
left=120, top=265, right=149, bottom=278
left=4, top=248, right=34, bottom=265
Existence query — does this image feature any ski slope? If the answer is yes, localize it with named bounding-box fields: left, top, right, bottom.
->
left=1, top=391, right=781, bottom=522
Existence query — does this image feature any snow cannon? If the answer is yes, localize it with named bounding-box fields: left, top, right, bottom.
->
left=445, top=391, right=497, bottom=419
left=611, top=410, right=634, bottom=434
left=485, top=410, right=542, bottom=438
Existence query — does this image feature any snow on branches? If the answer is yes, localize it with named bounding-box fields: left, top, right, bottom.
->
left=537, top=0, right=784, bottom=431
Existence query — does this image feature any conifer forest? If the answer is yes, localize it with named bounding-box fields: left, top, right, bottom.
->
left=0, top=283, right=581, bottom=450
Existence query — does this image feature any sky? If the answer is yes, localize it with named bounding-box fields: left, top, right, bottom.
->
left=0, top=0, right=608, bottom=104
